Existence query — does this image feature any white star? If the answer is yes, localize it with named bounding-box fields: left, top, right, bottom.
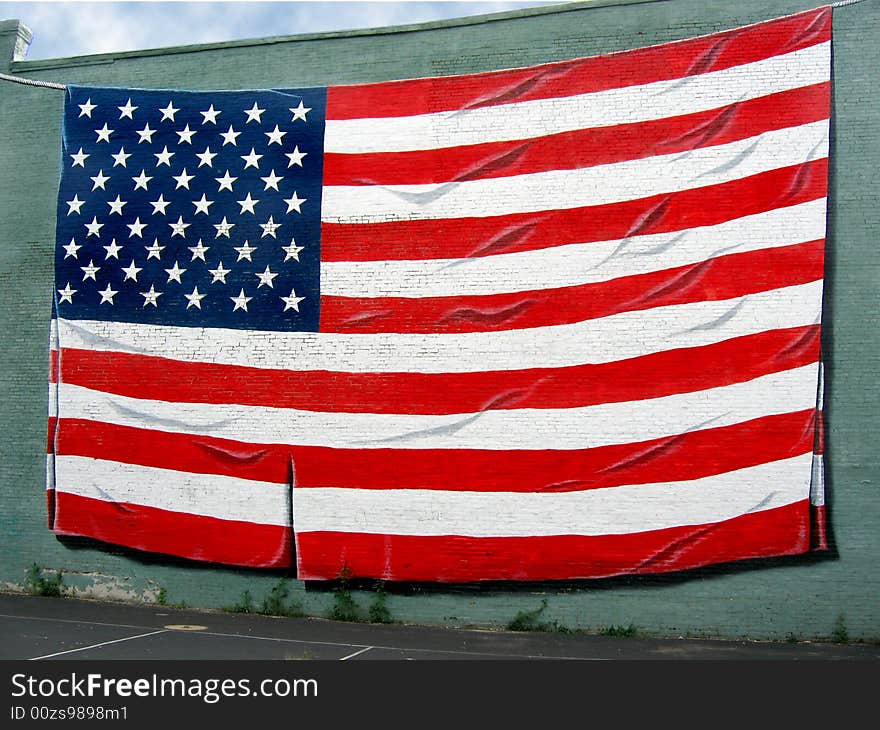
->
left=237, top=192, right=259, bottom=214
left=121, top=260, right=142, bottom=281
left=118, top=98, right=138, bottom=119
left=154, top=146, right=175, bottom=166
left=240, top=148, right=263, bottom=169
left=231, top=288, right=252, bottom=312
left=185, top=286, right=206, bottom=309
left=169, top=216, right=190, bottom=238
left=98, top=283, right=119, bottom=304
left=219, top=125, right=241, bottom=146
left=136, top=123, right=156, bottom=144
left=159, top=101, right=179, bottom=122
left=77, top=98, right=96, bottom=118
left=283, top=191, right=306, bottom=214
left=62, top=238, right=81, bottom=259
left=289, top=101, right=311, bottom=122
left=150, top=194, right=171, bottom=215
left=111, top=147, right=132, bottom=167
left=106, top=195, right=127, bottom=215
left=94, top=123, right=114, bottom=143
left=234, top=241, right=257, bottom=261
left=141, top=284, right=163, bottom=307
left=132, top=170, right=153, bottom=190
left=80, top=259, right=100, bottom=281
left=90, top=169, right=110, bottom=191
left=145, top=239, right=165, bottom=260
left=57, top=282, right=77, bottom=304
left=264, top=125, right=287, bottom=145
left=215, top=170, right=237, bottom=191
left=66, top=195, right=85, bottom=215
left=165, top=261, right=187, bottom=283
left=285, top=146, right=307, bottom=167
left=192, top=194, right=214, bottom=215
left=85, top=217, right=103, bottom=237
left=195, top=146, right=217, bottom=168
left=282, top=239, right=304, bottom=262
left=188, top=239, right=210, bottom=261
left=281, top=288, right=305, bottom=312
left=103, top=239, right=123, bottom=259
left=214, top=217, right=235, bottom=238
left=172, top=168, right=195, bottom=189
left=176, top=124, right=197, bottom=144
left=127, top=217, right=147, bottom=238
left=255, top=265, right=278, bottom=288
left=259, top=216, right=281, bottom=238
left=70, top=148, right=89, bottom=167
left=208, top=261, right=231, bottom=283
left=261, top=170, right=283, bottom=191
left=244, top=102, right=266, bottom=123
left=200, top=105, right=221, bottom=125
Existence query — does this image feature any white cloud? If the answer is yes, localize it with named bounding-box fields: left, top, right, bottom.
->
left=0, top=2, right=558, bottom=60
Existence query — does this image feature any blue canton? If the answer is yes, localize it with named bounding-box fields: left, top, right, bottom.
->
left=54, top=85, right=327, bottom=332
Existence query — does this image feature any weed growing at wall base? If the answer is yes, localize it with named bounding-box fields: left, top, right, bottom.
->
left=328, top=566, right=363, bottom=622
left=24, top=563, right=64, bottom=597
left=260, top=579, right=305, bottom=617
left=599, top=623, right=639, bottom=638
left=506, top=599, right=571, bottom=633
left=224, top=589, right=254, bottom=614
left=832, top=614, right=849, bottom=644
left=368, top=582, right=394, bottom=624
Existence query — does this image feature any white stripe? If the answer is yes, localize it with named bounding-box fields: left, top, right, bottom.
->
left=52, top=364, right=819, bottom=451
left=47, top=319, right=60, bottom=495
left=321, top=199, right=827, bottom=298
left=293, top=454, right=813, bottom=536
left=46, top=453, right=55, bottom=493
left=810, top=359, right=826, bottom=506
left=810, top=455, right=825, bottom=506
left=56, top=281, right=823, bottom=374
left=324, top=42, right=830, bottom=153
left=54, top=455, right=290, bottom=525
left=321, top=121, right=828, bottom=222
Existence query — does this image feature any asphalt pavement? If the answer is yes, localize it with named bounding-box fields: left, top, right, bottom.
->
left=1, top=592, right=877, bottom=661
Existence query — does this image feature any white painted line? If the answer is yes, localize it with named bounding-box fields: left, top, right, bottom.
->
left=339, top=646, right=374, bottom=661
left=29, top=629, right=168, bottom=660
left=0, top=612, right=151, bottom=631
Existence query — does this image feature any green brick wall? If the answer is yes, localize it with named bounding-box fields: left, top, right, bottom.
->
left=1, top=0, right=877, bottom=641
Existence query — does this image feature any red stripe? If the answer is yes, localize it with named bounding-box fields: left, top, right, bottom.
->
left=295, top=500, right=812, bottom=581
left=320, top=160, right=828, bottom=261
left=46, top=488, right=56, bottom=531
left=50, top=410, right=817, bottom=494
left=325, top=7, right=830, bottom=120
left=814, top=408, right=825, bottom=454
left=50, top=417, right=290, bottom=484
left=53, top=325, right=820, bottom=414
left=52, top=492, right=292, bottom=569
left=324, top=84, right=829, bottom=186
left=810, top=504, right=828, bottom=552
left=320, top=240, right=824, bottom=334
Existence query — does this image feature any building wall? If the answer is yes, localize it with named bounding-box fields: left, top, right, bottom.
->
left=1, top=0, right=877, bottom=640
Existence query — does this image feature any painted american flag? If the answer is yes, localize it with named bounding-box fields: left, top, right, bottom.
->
left=48, top=6, right=831, bottom=581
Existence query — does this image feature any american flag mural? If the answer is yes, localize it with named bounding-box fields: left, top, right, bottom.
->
left=48, top=6, right=831, bottom=581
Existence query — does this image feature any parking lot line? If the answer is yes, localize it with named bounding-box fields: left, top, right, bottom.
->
left=30, top=629, right=169, bottom=661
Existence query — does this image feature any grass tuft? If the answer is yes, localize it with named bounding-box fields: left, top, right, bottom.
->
left=24, top=563, right=64, bottom=598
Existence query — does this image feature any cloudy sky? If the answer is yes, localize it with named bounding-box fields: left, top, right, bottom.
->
left=1, top=1, right=559, bottom=60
